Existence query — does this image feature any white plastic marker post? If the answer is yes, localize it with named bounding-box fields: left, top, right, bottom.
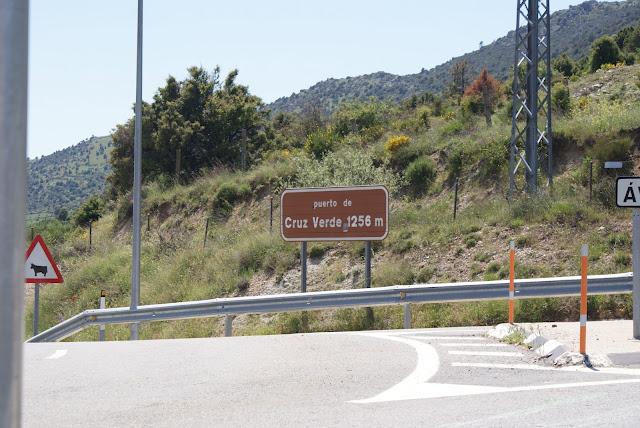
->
left=509, top=240, right=515, bottom=323
left=580, top=245, right=588, bottom=355
left=99, top=290, right=106, bottom=341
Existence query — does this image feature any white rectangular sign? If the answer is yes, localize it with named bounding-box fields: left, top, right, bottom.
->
left=617, top=177, right=640, bottom=208
left=605, top=161, right=624, bottom=169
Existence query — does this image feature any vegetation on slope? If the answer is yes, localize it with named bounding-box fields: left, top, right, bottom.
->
left=27, top=136, right=112, bottom=219
left=25, top=22, right=640, bottom=341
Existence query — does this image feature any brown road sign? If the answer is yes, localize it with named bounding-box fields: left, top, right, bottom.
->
left=280, top=185, right=388, bottom=241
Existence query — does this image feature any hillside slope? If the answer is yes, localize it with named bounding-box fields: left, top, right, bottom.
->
left=27, top=135, right=112, bottom=218
left=26, top=65, right=640, bottom=341
left=268, top=0, right=640, bottom=113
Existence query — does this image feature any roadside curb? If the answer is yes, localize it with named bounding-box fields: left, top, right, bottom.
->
left=487, top=323, right=611, bottom=367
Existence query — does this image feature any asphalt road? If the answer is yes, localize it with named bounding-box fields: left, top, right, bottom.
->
left=24, top=327, right=640, bottom=427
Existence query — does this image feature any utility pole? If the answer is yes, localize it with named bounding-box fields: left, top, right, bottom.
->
left=0, top=0, right=29, bottom=425
left=130, top=0, right=143, bottom=340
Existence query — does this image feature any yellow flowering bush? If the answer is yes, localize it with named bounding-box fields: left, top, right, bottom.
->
left=384, top=135, right=411, bottom=154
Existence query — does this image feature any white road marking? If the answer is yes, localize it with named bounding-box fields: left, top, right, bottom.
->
left=350, top=332, right=440, bottom=404
left=402, top=336, right=488, bottom=341
left=440, top=343, right=508, bottom=347
left=353, top=379, right=640, bottom=403
left=351, top=331, right=640, bottom=404
left=396, top=329, right=488, bottom=334
left=448, top=351, right=523, bottom=357
left=45, top=350, right=67, bottom=360
left=451, top=362, right=640, bottom=376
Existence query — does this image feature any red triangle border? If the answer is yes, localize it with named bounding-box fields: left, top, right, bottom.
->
left=25, top=234, right=64, bottom=284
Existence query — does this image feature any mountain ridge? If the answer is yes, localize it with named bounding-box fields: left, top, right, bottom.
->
left=268, top=0, right=640, bottom=113
left=27, top=136, right=112, bottom=217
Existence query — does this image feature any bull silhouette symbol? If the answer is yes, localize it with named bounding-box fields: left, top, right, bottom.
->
left=30, top=263, right=48, bottom=277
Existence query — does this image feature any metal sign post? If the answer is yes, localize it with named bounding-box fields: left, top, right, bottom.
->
left=364, top=242, right=372, bottom=288
left=300, top=242, right=307, bottom=293
left=634, top=209, right=640, bottom=339
left=130, top=0, right=144, bottom=340
left=615, top=178, right=640, bottom=339
left=33, top=283, right=40, bottom=336
left=0, top=0, right=29, bottom=424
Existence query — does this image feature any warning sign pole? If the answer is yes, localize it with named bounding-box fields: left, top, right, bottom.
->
left=33, top=284, right=40, bottom=336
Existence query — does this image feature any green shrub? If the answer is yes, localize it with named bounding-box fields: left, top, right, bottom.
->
left=308, top=245, right=328, bottom=259
left=614, top=251, right=631, bottom=268
left=74, top=196, right=105, bottom=226
left=464, top=234, right=479, bottom=248
left=304, top=127, right=337, bottom=159
left=477, top=138, right=508, bottom=182
left=290, top=150, right=403, bottom=194
left=473, top=252, right=491, bottom=263
left=590, top=36, right=623, bottom=72
left=608, top=233, right=631, bottom=249
left=440, top=120, right=465, bottom=137
left=211, top=181, right=251, bottom=217
left=545, top=201, right=587, bottom=226
left=590, top=138, right=633, bottom=169
left=553, top=53, right=577, bottom=77
left=552, top=84, right=571, bottom=115
left=447, top=146, right=464, bottom=181
left=515, top=235, right=530, bottom=248
left=415, top=266, right=435, bottom=283
left=405, top=157, right=437, bottom=196
left=333, top=100, right=390, bottom=140
left=486, top=262, right=501, bottom=274
left=416, top=107, right=431, bottom=130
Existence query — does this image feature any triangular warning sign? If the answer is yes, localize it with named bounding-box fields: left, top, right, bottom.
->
left=24, top=235, right=63, bottom=284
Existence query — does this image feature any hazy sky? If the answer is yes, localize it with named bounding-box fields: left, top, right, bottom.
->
left=28, top=0, right=613, bottom=158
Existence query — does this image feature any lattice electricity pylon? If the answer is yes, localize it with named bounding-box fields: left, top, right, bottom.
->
left=508, top=0, right=553, bottom=199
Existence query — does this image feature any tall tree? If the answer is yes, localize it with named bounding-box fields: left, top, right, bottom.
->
left=450, top=60, right=470, bottom=103
left=107, top=67, right=270, bottom=195
left=464, top=69, right=501, bottom=127
left=590, top=35, right=623, bottom=72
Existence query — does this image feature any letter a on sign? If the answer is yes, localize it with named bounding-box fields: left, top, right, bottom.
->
left=24, top=235, right=63, bottom=284
left=616, top=178, right=640, bottom=208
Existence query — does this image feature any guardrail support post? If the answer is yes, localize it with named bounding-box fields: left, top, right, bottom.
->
left=99, top=290, right=106, bottom=341
left=403, top=303, right=411, bottom=329
left=224, top=315, right=233, bottom=337
left=509, top=240, right=516, bottom=323
left=580, top=245, right=588, bottom=355
left=634, top=209, right=640, bottom=339
left=301, top=242, right=307, bottom=293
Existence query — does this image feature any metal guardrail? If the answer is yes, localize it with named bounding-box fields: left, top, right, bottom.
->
left=28, top=272, right=633, bottom=343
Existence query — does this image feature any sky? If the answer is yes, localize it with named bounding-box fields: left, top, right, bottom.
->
left=28, top=0, right=612, bottom=158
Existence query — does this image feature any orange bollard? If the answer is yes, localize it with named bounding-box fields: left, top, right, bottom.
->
left=509, top=240, right=515, bottom=323
left=580, top=245, right=588, bottom=355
